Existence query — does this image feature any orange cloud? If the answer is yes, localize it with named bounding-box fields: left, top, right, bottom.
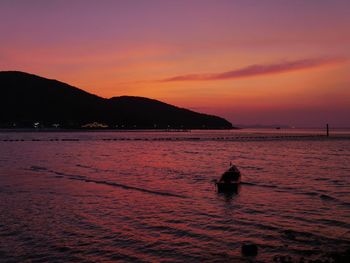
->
left=161, top=57, right=346, bottom=82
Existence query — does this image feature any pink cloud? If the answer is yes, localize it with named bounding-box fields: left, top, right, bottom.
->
left=161, top=57, right=346, bottom=82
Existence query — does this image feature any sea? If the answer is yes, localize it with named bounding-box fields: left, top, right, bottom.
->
left=0, top=129, right=349, bottom=262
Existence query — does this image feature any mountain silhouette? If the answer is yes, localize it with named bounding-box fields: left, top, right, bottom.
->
left=0, top=71, right=233, bottom=129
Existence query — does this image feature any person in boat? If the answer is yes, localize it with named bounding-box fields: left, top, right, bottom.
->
left=219, top=164, right=241, bottom=183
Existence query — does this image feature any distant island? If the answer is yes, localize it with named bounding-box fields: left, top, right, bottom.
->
left=0, top=71, right=234, bottom=129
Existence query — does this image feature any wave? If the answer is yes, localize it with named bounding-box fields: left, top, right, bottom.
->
left=239, top=165, right=264, bottom=171
left=28, top=166, right=187, bottom=199
left=281, top=228, right=350, bottom=245
left=240, top=180, right=350, bottom=207
left=241, top=181, right=277, bottom=189
left=30, top=165, right=47, bottom=171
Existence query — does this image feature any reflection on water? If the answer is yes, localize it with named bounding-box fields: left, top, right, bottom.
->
left=217, top=186, right=241, bottom=203
left=0, top=130, right=349, bottom=262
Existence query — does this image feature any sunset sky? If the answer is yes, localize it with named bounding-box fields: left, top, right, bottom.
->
left=1, top=0, right=349, bottom=127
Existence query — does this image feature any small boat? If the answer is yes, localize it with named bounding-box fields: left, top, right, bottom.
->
left=215, top=164, right=241, bottom=192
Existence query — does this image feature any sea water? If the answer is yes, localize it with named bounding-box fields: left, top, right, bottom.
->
left=0, top=129, right=349, bottom=262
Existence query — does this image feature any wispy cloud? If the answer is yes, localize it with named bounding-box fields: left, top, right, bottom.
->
left=161, top=57, right=346, bottom=82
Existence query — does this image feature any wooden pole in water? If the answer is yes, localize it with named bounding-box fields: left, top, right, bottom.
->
left=326, top=124, right=329, bottom=137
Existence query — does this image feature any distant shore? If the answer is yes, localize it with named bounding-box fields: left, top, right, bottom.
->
left=0, top=128, right=196, bottom=133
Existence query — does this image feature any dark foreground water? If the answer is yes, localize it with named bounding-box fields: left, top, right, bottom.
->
left=0, top=130, right=350, bottom=262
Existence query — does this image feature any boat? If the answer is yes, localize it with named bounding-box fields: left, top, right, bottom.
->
left=215, top=164, right=241, bottom=192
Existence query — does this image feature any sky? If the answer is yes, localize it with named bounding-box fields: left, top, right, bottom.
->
left=1, top=0, right=350, bottom=127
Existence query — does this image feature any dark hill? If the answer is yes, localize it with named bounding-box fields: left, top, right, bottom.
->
left=0, top=71, right=233, bottom=129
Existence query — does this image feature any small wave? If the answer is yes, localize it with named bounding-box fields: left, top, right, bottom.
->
left=295, top=191, right=350, bottom=207
left=319, top=194, right=336, bottom=201
left=75, top=164, right=116, bottom=173
left=183, top=151, right=200, bottom=154
left=29, top=167, right=187, bottom=199
left=303, top=191, right=319, bottom=197
left=240, top=180, right=350, bottom=207
left=240, top=181, right=277, bottom=189
left=76, top=164, right=93, bottom=169
left=30, top=165, right=47, bottom=171
left=240, top=165, right=264, bottom=171
left=84, top=178, right=187, bottom=198
left=0, top=230, right=21, bottom=237
left=317, top=219, right=350, bottom=229
left=281, top=228, right=350, bottom=246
